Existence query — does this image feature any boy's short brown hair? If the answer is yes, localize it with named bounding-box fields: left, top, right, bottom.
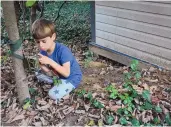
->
left=31, top=19, right=56, bottom=39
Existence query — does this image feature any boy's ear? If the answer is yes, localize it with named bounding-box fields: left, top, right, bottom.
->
left=52, top=33, right=56, bottom=41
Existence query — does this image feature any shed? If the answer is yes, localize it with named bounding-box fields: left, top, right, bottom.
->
left=89, top=1, right=171, bottom=69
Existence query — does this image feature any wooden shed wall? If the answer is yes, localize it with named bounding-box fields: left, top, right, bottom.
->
left=94, top=1, right=171, bottom=68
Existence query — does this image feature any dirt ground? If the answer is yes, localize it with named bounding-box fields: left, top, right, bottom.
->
left=1, top=42, right=171, bottom=126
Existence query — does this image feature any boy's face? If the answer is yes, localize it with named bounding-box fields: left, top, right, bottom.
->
left=35, top=33, right=56, bottom=51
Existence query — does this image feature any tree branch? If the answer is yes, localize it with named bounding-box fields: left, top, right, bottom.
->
left=39, top=1, right=44, bottom=18
left=54, top=1, right=67, bottom=22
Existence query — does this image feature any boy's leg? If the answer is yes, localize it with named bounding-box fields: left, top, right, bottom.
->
left=48, top=79, right=75, bottom=102
left=35, top=69, right=53, bottom=84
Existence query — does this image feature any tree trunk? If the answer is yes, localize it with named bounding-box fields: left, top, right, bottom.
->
left=2, top=1, right=30, bottom=104
left=14, top=1, right=21, bottom=26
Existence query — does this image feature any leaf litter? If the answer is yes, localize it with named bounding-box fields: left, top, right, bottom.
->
left=1, top=42, right=171, bottom=126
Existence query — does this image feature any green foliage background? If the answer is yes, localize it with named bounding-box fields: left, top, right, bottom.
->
left=1, top=1, right=91, bottom=44
left=44, top=1, right=91, bottom=44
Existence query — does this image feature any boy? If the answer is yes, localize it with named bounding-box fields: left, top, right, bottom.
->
left=31, top=19, right=82, bottom=102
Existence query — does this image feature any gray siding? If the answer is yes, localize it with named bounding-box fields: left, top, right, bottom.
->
left=95, top=1, right=171, bottom=68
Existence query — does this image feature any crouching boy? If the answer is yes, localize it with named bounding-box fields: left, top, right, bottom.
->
left=31, top=19, right=82, bottom=102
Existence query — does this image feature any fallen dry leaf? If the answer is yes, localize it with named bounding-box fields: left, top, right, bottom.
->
left=132, top=108, right=137, bottom=117
left=33, top=122, right=42, bottom=126
left=115, top=100, right=122, bottom=105
left=149, top=67, right=156, bottom=72
left=144, top=78, right=158, bottom=83
left=11, top=114, right=25, bottom=123
left=142, top=83, right=149, bottom=90
left=56, top=122, right=65, bottom=126
left=77, top=115, right=85, bottom=123
left=114, top=115, right=118, bottom=124
left=110, top=105, right=121, bottom=112
left=84, top=103, right=90, bottom=111
left=88, top=113, right=100, bottom=119
left=151, top=96, right=160, bottom=104
left=40, top=117, right=48, bottom=125
left=100, top=70, right=106, bottom=75
left=150, top=86, right=157, bottom=94
left=75, top=110, right=86, bottom=114
left=89, top=61, right=105, bottom=68
left=6, top=110, right=17, bottom=123
left=36, top=104, right=50, bottom=111
left=63, top=94, right=70, bottom=100
left=19, top=117, right=30, bottom=126
left=160, top=100, right=171, bottom=108
left=93, top=83, right=103, bottom=90
left=26, top=111, right=38, bottom=116
left=132, top=85, right=143, bottom=94
left=38, top=100, right=47, bottom=105
left=63, top=106, right=74, bottom=115
left=57, top=111, right=65, bottom=120
left=92, top=93, right=97, bottom=98
left=162, top=90, right=169, bottom=98
left=134, top=98, right=139, bottom=104
left=160, top=105, right=169, bottom=115
left=98, top=119, right=104, bottom=126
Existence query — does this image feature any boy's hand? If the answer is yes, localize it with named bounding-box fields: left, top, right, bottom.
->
left=38, top=53, right=52, bottom=65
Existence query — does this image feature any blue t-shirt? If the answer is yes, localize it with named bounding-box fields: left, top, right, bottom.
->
left=40, top=42, right=82, bottom=88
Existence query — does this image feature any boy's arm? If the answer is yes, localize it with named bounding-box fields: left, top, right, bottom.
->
left=38, top=54, right=70, bottom=78
left=49, top=60, right=70, bottom=78
left=39, top=64, right=53, bottom=76
left=39, top=64, right=50, bottom=73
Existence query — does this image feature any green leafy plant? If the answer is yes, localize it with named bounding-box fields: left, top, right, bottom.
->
left=153, top=117, right=160, bottom=125
left=119, top=117, right=128, bottom=125
left=131, top=60, right=139, bottom=71
left=119, top=93, right=133, bottom=105
left=106, top=115, right=114, bottom=125
left=92, top=99, right=104, bottom=108
left=141, top=101, right=153, bottom=110
left=77, top=89, right=86, bottom=97
left=106, top=84, right=118, bottom=99
left=131, top=118, right=140, bottom=126
left=26, top=0, right=36, bottom=7
left=76, top=89, right=104, bottom=108
left=142, top=90, right=151, bottom=102
left=29, top=88, right=37, bottom=95
left=1, top=49, right=12, bottom=65
left=86, top=92, right=93, bottom=102
left=165, top=113, right=171, bottom=125
left=23, top=97, right=35, bottom=110
left=154, top=106, right=162, bottom=113
left=117, top=108, right=124, bottom=116
left=84, top=50, right=94, bottom=68
left=53, top=77, right=62, bottom=86
left=75, top=59, right=168, bottom=125
left=123, top=60, right=141, bottom=90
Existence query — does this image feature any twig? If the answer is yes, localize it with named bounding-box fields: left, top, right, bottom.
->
left=77, top=115, right=85, bottom=123
left=58, top=111, right=65, bottom=119
left=57, top=105, right=69, bottom=112
left=53, top=1, right=67, bottom=22
left=88, top=113, right=100, bottom=119
left=39, top=1, right=44, bottom=18
left=75, top=110, right=86, bottom=114
left=62, top=106, right=74, bottom=115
